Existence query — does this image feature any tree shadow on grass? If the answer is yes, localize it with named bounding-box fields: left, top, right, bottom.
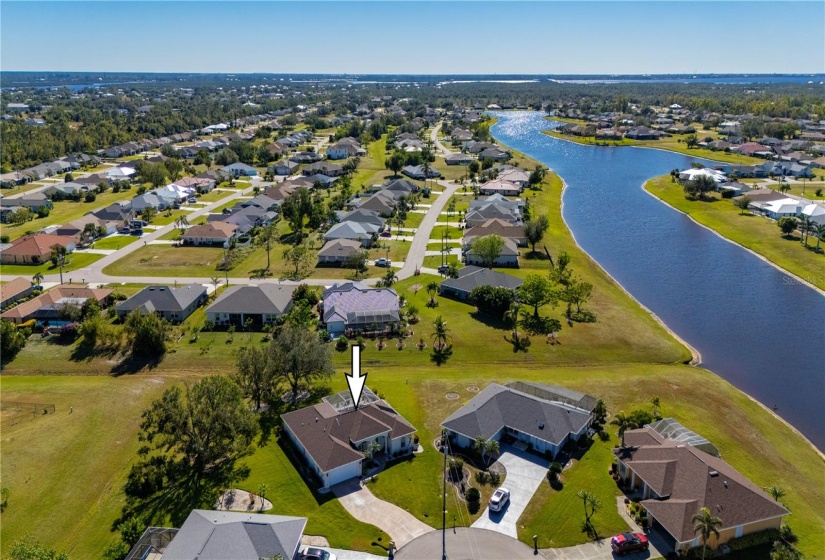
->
left=469, top=310, right=509, bottom=331
left=70, top=342, right=122, bottom=363
left=110, top=353, right=164, bottom=376
left=276, top=435, right=338, bottom=506
left=524, top=251, right=551, bottom=261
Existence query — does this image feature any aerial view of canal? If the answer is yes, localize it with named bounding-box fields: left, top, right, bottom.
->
left=491, top=111, right=825, bottom=451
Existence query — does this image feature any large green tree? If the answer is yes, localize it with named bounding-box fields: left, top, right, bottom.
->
left=268, top=325, right=334, bottom=405
left=235, top=345, right=273, bottom=412
left=524, top=215, right=550, bottom=253
left=471, top=234, right=505, bottom=268
left=518, top=273, right=557, bottom=317
left=124, top=309, right=170, bottom=360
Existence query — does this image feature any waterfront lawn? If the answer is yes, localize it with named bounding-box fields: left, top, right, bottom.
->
left=645, top=175, right=825, bottom=291
left=0, top=252, right=103, bottom=278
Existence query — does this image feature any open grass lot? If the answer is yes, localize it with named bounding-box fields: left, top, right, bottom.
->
left=91, top=235, right=140, bottom=250
left=150, top=208, right=195, bottom=227
left=102, top=244, right=225, bottom=277
left=194, top=188, right=234, bottom=203
left=351, top=134, right=395, bottom=188
left=402, top=210, right=426, bottom=228
left=422, top=254, right=460, bottom=269
left=0, top=252, right=103, bottom=278
left=369, top=240, right=411, bottom=263
left=0, top=376, right=171, bottom=558
left=645, top=175, right=825, bottom=291
left=1, top=190, right=132, bottom=241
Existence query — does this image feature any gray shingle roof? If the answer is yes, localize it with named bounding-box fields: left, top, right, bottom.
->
left=160, top=509, right=306, bottom=560
left=441, top=383, right=592, bottom=446
left=439, top=266, right=523, bottom=294
left=207, top=284, right=296, bottom=316
left=116, top=284, right=206, bottom=314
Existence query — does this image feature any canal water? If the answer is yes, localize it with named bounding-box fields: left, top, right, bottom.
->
left=491, top=111, right=825, bottom=451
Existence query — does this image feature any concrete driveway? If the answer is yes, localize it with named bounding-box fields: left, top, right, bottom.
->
left=333, top=479, right=434, bottom=548
left=471, top=445, right=550, bottom=538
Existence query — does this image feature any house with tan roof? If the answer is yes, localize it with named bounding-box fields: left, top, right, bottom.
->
left=1, top=284, right=112, bottom=325
left=0, top=234, right=76, bottom=265
left=281, top=389, right=416, bottom=489
left=615, top=426, right=789, bottom=554
left=181, top=222, right=238, bottom=247
left=0, top=277, right=36, bottom=309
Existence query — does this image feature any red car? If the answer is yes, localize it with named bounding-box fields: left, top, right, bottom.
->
left=610, top=532, right=649, bottom=555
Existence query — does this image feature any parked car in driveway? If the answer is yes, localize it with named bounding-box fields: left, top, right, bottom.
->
left=610, top=532, right=649, bottom=555
left=118, top=227, right=131, bottom=234
left=437, top=264, right=450, bottom=274
left=489, top=487, right=510, bottom=512
left=375, top=257, right=391, bottom=267
left=301, top=547, right=336, bottom=560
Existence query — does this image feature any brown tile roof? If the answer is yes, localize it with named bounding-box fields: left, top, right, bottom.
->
left=616, top=428, right=789, bottom=543
left=282, top=400, right=415, bottom=472
left=3, top=234, right=75, bottom=258
left=1, top=284, right=112, bottom=321
left=464, top=219, right=526, bottom=242
left=1, top=277, right=33, bottom=301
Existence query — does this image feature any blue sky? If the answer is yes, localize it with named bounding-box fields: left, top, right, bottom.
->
left=2, top=2, right=823, bottom=74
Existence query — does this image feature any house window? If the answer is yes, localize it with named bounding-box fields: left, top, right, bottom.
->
left=401, top=439, right=406, bottom=448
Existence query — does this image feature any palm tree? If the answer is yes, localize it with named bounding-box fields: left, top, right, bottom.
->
left=797, top=215, right=812, bottom=247
left=650, top=396, right=661, bottom=419
left=576, top=490, right=601, bottom=530
left=431, top=315, right=449, bottom=350
left=210, top=276, right=222, bottom=297
left=503, top=300, right=521, bottom=339
left=765, top=485, right=786, bottom=503
left=379, top=268, right=398, bottom=288
left=32, top=271, right=44, bottom=286
left=813, top=223, right=825, bottom=253
left=692, top=506, right=723, bottom=560
left=426, top=280, right=440, bottom=307
left=485, top=439, right=500, bottom=464
left=256, top=483, right=269, bottom=512
left=473, top=435, right=488, bottom=463
left=610, top=412, right=639, bottom=447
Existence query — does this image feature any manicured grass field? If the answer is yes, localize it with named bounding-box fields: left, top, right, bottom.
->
left=1, top=190, right=132, bottom=241
left=0, top=252, right=104, bottom=278
left=102, top=244, right=226, bottom=277
left=194, top=189, right=234, bottom=203
left=91, top=235, right=140, bottom=250
left=645, top=175, right=825, bottom=290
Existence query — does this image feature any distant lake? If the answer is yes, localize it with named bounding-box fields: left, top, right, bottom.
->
left=491, top=111, right=825, bottom=451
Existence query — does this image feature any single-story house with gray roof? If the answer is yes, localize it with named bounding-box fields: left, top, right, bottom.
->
left=442, top=382, right=593, bottom=459
left=439, top=265, right=523, bottom=300
left=116, top=284, right=207, bottom=323
left=206, top=283, right=296, bottom=329
left=145, top=509, right=306, bottom=560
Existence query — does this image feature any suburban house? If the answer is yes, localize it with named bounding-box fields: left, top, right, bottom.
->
left=92, top=202, right=134, bottom=228
left=322, top=282, right=400, bottom=336
left=441, top=382, right=594, bottom=459
left=0, top=284, right=112, bottom=325
left=269, top=160, right=300, bottom=176
left=317, top=239, right=363, bottom=265
left=326, top=137, right=362, bottom=160
left=282, top=389, right=416, bottom=489
left=206, top=284, right=296, bottom=329
left=0, top=277, right=36, bottom=309
left=221, top=162, right=258, bottom=177
left=497, top=168, right=530, bottom=188
left=181, top=222, right=238, bottom=247
left=336, top=208, right=386, bottom=232
left=464, top=236, right=520, bottom=267
left=56, top=214, right=111, bottom=239
left=402, top=165, right=441, bottom=180
left=302, top=161, right=345, bottom=177
left=131, top=193, right=167, bottom=212
left=477, top=147, right=510, bottom=161
left=465, top=195, right=524, bottom=227
left=0, top=234, right=76, bottom=265
left=625, top=126, right=666, bottom=140
left=323, top=222, right=376, bottom=247
left=115, top=284, right=207, bottom=323
left=439, top=265, right=523, bottom=300
left=478, top=179, right=522, bottom=196
left=615, top=426, right=790, bottom=553
left=128, top=509, right=307, bottom=560
left=445, top=153, right=473, bottom=165
left=0, top=192, right=52, bottom=213
left=463, top=219, right=528, bottom=248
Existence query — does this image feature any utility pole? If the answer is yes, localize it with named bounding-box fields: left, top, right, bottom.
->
left=442, top=428, right=448, bottom=560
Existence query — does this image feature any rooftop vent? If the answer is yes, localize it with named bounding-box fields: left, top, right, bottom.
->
left=538, top=422, right=545, bottom=430
left=709, top=471, right=719, bottom=477
left=723, top=481, right=728, bottom=488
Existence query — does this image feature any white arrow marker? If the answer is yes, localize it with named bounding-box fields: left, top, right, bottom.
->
left=345, top=345, right=367, bottom=410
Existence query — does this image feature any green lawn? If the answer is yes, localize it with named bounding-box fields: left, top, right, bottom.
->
left=1, top=190, right=132, bottom=241
left=519, top=434, right=628, bottom=547
left=645, top=175, right=825, bottom=291
left=149, top=209, right=193, bottom=227
left=402, top=211, right=426, bottom=228
left=92, top=235, right=140, bottom=250
left=194, top=189, right=233, bottom=203
left=422, top=254, right=460, bottom=269
left=102, top=245, right=226, bottom=277
left=0, top=252, right=104, bottom=278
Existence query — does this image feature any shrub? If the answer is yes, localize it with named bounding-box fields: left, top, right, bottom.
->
left=317, top=329, right=332, bottom=343
left=464, top=487, right=480, bottom=503
left=0, top=235, right=9, bottom=244
left=727, top=528, right=780, bottom=551
left=335, top=336, right=349, bottom=351
left=84, top=192, right=97, bottom=203
left=721, top=189, right=734, bottom=199
left=448, top=458, right=464, bottom=481
left=356, top=336, right=366, bottom=349
left=815, top=188, right=823, bottom=197
left=475, top=471, right=489, bottom=485
left=489, top=471, right=501, bottom=486
left=413, top=433, right=420, bottom=445
left=548, top=461, right=563, bottom=481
